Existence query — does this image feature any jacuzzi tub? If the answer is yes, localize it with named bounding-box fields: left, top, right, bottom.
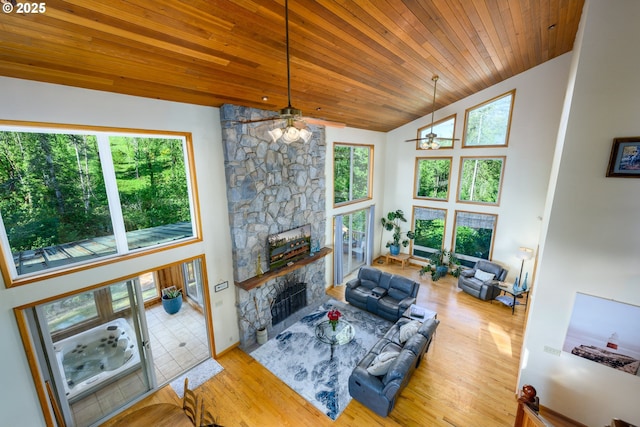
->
left=53, top=318, right=141, bottom=402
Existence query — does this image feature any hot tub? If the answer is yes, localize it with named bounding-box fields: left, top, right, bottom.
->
left=53, top=318, right=141, bottom=402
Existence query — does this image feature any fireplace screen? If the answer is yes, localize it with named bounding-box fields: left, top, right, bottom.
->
left=271, top=281, right=307, bottom=326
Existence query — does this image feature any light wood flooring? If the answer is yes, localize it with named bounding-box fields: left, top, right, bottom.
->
left=103, top=262, right=530, bottom=427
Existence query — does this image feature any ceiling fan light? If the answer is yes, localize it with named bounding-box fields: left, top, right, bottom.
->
left=431, top=141, right=440, bottom=149
left=268, top=127, right=283, bottom=143
left=281, top=126, right=300, bottom=143
left=419, top=140, right=430, bottom=150
left=299, top=127, right=312, bottom=143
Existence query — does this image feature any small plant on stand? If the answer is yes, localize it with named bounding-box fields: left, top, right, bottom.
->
left=381, top=210, right=415, bottom=255
left=327, top=308, right=342, bottom=331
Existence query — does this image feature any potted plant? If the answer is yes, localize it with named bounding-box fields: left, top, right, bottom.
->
left=161, top=286, right=183, bottom=314
left=381, top=209, right=415, bottom=255
left=419, top=249, right=461, bottom=281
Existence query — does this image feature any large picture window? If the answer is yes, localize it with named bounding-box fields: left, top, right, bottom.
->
left=414, top=157, right=452, bottom=200
left=453, top=210, right=498, bottom=267
left=0, top=124, right=199, bottom=283
left=457, top=156, right=506, bottom=205
left=333, top=143, right=372, bottom=206
left=463, top=90, right=515, bottom=147
left=411, top=206, right=446, bottom=259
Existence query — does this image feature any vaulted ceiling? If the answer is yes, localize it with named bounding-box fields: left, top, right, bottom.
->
left=0, top=0, right=584, bottom=132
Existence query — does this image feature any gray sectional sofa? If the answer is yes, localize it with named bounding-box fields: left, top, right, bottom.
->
left=345, top=266, right=419, bottom=321
left=348, top=316, right=439, bottom=417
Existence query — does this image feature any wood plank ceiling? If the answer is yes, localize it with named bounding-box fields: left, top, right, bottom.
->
left=0, top=0, right=585, bottom=132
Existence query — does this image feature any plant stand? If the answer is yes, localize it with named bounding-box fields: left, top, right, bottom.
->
left=385, top=252, right=410, bottom=269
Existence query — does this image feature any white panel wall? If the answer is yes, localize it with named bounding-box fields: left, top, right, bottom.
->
left=519, top=1, right=640, bottom=425
left=384, top=53, right=572, bottom=279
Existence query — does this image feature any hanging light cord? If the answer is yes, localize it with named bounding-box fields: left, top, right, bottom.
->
left=285, top=0, right=293, bottom=109
left=429, top=75, right=438, bottom=135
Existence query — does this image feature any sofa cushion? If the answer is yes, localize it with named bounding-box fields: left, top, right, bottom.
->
left=359, top=266, right=382, bottom=283
left=367, top=351, right=399, bottom=376
left=378, top=272, right=393, bottom=291
left=474, top=269, right=495, bottom=282
left=387, top=276, right=416, bottom=301
left=347, top=286, right=373, bottom=305
left=370, top=338, right=402, bottom=355
left=382, top=350, right=415, bottom=386
left=399, top=320, right=421, bottom=343
left=360, top=279, right=378, bottom=290
left=403, top=333, right=428, bottom=357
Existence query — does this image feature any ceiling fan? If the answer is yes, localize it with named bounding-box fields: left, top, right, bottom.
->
left=405, top=75, right=459, bottom=149
left=236, top=0, right=344, bottom=143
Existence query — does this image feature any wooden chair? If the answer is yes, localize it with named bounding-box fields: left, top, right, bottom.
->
left=201, top=404, right=224, bottom=427
left=182, top=378, right=202, bottom=426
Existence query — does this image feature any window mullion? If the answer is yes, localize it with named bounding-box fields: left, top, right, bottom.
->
left=349, top=147, right=354, bottom=201
left=96, top=134, right=129, bottom=254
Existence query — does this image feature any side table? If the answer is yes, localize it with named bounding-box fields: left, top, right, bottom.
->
left=402, top=304, right=437, bottom=322
left=495, top=284, right=530, bottom=314
left=386, top=252, right=410, bottom=269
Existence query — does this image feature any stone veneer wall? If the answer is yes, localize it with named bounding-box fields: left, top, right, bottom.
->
left=220, top=104, right=327, bottom=347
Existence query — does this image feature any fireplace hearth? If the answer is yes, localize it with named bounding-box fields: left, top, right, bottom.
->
left=271, top=281, right=307, bottom=325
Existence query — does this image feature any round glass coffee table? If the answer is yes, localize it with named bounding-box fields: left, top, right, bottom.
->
left=315, top=319, right=355, bottom=360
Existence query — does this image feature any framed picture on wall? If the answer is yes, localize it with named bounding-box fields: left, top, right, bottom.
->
left=563, top=293, right=640, bottom=376
left=606, top=137, right=640, bottom=177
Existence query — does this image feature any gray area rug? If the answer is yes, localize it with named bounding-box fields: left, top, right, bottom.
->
left=250, top=299, right=392, bottom=420
left=170, top=358, right=224, bottom=398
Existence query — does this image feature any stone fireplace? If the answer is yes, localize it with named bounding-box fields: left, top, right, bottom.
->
left=220, top=104, right=328, bottom=347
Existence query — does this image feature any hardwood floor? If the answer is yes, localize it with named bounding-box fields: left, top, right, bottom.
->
left=103, top=263, right=528, bottom=427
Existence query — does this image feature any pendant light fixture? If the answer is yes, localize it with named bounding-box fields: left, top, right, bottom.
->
left=405, top=75, right=459, bottom=149
left=267, top=0, right=313, bottom=144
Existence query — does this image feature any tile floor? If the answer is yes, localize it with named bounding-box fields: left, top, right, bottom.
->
left=70, top=301, right=208, bottom=426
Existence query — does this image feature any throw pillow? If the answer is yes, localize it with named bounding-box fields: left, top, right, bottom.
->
left=474, top=269, right=495, bottom=282
left=367, top=351, right=399, bottom=376
left=399, top=320, right=421, bottom=343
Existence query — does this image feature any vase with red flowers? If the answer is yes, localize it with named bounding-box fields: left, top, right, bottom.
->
left=327, top=309, right=342, bottom=331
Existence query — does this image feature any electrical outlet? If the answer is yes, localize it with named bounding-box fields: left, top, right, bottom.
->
left=543, top=345, right=561, bottom=356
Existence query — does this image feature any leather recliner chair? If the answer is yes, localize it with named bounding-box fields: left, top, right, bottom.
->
left=457, top=259, right=508, bottom=301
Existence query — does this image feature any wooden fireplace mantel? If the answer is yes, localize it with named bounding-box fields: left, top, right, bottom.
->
left=234, top=247, right=333, bottom=291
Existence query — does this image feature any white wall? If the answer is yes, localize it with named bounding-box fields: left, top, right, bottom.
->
left=519, top=1, right=640, bottom=425
left=383, top=53, right=572, bottom=279
left=0, top=77, right=239, bottom=426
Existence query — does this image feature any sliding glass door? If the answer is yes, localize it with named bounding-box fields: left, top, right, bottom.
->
left=30, top=279, right=155, bottom=427
left=338, top=208, right=370, bottom=278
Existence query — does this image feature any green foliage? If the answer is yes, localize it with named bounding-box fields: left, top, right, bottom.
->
left=459, top=158, right=503, bottom=203
left=381, top=209, right=415, bottom=248
left=334, top=145, right=370, bottom=204
left=414, top=218, right=444, bottom=249
left=454, top=226, right=493, bottom=260
left=0, top=131, right=191, bottom=254
left=464, top=93, right=512, bottom=146
left=416, top=159, right=450, bottom=199
left=418, top=248, right=461, bottom=281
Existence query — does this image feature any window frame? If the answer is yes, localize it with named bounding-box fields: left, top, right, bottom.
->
left=332, top=142, right=374, bottom=207
left=462, top=90, right=515, bottom=148
left=451, top=210, right=498, bottom=267
left=413, top=156, right=452, bottom=201
left=0, top=120, right=202, bottom=288
left=456, top=156, right=506, bottom=206
left=416, top=114, right=457, bottom=150
left=410, top=206, right=447, bottom=260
